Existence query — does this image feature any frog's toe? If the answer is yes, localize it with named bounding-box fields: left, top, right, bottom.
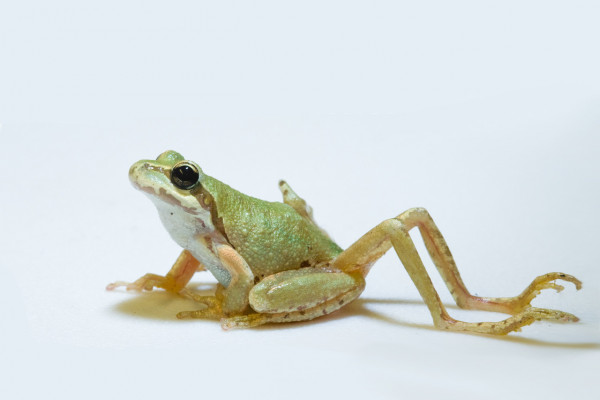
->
left=176, top=307, right=221, bottom=321
left=531, top=273, right=582, bottom=292
left=527, top=307, right=579, bottom=323
left=176, top=292, right=222, bottom=320
left=220, top=314, right=269, bottom=330
left=105, top=280, right=146, bottom=292
left=439, top=306, right=580, bottom=335
left=179, top=289, right=219, bottom=305
left=106, top=281, right=128, bottom=291
left=505, top=273, right=583, bottom=313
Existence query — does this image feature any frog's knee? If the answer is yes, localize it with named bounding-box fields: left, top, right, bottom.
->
left=380, top=218, right=406, bottom=235
left=249, top=269, right=360, bottom=314
left=218, top=282, right=252, bottom=316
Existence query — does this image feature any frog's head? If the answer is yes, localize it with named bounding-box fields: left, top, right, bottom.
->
left=129, top=150, right=215, bottom=241
left=129, top=150, right=205, bottom=211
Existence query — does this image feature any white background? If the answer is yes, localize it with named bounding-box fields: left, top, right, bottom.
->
left=1, top=1, right=599, bottom=399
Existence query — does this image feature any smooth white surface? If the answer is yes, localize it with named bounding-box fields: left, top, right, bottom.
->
left=1, top=1, right=599, bottom=399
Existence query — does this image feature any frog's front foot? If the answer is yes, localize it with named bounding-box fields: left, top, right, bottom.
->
left=106, top=273, right=176, bottom=292
left=176, top=290, right=223, bottom=320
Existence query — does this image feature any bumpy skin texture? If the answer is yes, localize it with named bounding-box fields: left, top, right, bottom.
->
left=201, top=176, right=342, bottom=278
left=108, top=150, right=582, bottom=334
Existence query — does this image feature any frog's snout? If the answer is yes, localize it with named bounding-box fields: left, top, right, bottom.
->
left=128, top=161, right=151, bottom=189
left=128, top=162, right=138, bottom=178
left=128, top=160, right=174, bottom=195
left=128, top=162, right=141, bottom=183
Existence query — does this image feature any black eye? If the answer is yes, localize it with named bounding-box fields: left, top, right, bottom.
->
left=171, top=162, right=200, bottom=190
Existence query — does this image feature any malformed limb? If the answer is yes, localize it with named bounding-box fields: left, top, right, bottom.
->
left=332, top=208, right=581, bottom=335
left=106, top=249, right=203, bottom=292
left=279, top=180, right=332, bottom=239
left=398, top=208, right=582, bottom=314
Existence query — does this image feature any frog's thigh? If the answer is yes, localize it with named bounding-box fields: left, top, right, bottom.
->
left=249, top=269, right=364, bottom=314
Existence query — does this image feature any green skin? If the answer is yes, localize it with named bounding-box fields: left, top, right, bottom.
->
left=200, top=173, right=342, bottom=277
left=126, top=150, right=361, bottom=319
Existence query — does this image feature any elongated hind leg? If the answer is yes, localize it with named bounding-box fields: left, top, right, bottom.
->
left=399, top=208, right=581, bottom=314
left=332, top=212, right=580, bottom=335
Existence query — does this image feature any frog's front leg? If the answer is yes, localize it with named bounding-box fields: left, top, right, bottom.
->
left=106, top=250, right=203, bottom=292
left=177, top=243, right=255, bottom=320
left=221, top=268, right=365, bottom=329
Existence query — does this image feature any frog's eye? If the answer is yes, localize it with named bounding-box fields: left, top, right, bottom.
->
left=171, top=162, right=200, bottom=190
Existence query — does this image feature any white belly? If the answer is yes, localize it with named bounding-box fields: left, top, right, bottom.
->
left=153, top=199, right=232, bottom=287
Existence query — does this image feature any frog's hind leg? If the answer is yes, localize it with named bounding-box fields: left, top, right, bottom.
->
left=396, top=208, right=581, bottom=314
left=221, top=268, right=366, bottom=330
left=331, top=208, right=580, bottom=335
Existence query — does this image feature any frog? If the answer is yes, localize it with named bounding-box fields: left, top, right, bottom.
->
left=107, top=150, right=582, bottom=334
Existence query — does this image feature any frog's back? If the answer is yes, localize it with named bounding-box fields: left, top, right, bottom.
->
left=201, top=175, right=342, bottom=277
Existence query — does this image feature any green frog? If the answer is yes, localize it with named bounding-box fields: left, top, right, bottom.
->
left=108, top=150, right=581, bottom=333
